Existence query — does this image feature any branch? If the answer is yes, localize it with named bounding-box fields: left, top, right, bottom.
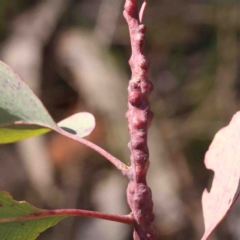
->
left=124, top=0, right=156, bottom=239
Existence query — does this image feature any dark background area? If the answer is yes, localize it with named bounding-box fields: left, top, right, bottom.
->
left=0, top=0, right=240, bottom=239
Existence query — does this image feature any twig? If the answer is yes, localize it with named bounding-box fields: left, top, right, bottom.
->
left=124, top=0, right=156, bottom=239
left=59, top=128, right=129, bottom=174
left=0, top=209, right=134, bottom=225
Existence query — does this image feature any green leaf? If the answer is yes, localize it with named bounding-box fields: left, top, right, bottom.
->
left=0, top=61, right=95, bottom=143
left=0, top=191, right=66, bottom=240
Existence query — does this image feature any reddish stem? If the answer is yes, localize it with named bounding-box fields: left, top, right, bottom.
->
left=124, top=0, right=156, bottom=239
left=0, top=209, right=134, bottom=225
left=59, top=128, right=129, bottom=174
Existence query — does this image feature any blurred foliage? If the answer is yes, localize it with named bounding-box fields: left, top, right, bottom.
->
left=0, top=0, right=34, bottom=41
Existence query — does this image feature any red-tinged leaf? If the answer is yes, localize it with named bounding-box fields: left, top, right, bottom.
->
left=202, top=112, right=240, bottom=240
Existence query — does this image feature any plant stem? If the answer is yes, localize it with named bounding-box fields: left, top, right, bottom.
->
left=124, top=0, right=156, bottom=239
left=0, top=209, right=134, bottom=225
left=59, top=128, right=129, bottom=174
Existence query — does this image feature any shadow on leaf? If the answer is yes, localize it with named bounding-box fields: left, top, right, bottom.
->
left=60, top=127, right=77, bottom=135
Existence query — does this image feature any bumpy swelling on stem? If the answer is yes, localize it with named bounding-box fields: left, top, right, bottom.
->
left=123, top=0, right=156, bottom=239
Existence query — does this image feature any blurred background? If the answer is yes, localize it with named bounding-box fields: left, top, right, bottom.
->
left=0, top=0, right=239, bottom=239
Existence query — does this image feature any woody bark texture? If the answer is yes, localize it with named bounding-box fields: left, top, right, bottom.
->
left=124, top=1, right=156, bottom=239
